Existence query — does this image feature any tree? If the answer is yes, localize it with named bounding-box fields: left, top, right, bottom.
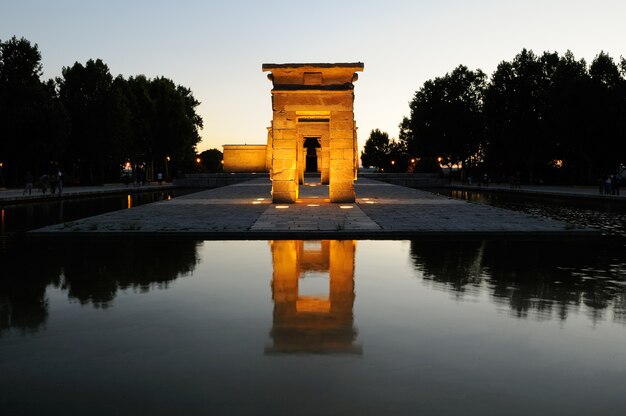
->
left=58, top=63, right=203, bottom=183
left=58, top=59, right=119, bottom=183
left=543, top=51, right=592, bottom=182
left=361, top=129, right=391, bottom=170
left=0, top=37, right=204, bottom=186
left=361, top=129, right=407, bottom=172
left=588, top=52, right=623, bottom=176
left=403, top=65, right=486, bottom=178
left=0, top=36, right=68, bottom=185
left=147, top=77, right=202, bottom=170
left=198, top=149, right=223, bottom=172
left=484, top=49, right=552, bottom=183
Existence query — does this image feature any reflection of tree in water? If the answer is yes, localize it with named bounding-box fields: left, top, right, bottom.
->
left=0, top=239, right=199, bottom=334
left=410, top=240, right=486, bottom=299
left=61, top=240, right=199, bottom=307
left=0, top=246, right=62, bottom=335
left=410, top=240, right=626, bottom=324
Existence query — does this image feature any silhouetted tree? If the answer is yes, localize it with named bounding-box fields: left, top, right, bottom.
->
left=541, top=51, right=591, bottom=183
left=57, top=62, right=203, bottom=184
left=0, top=37, right=68, bottom=184
left=484, top=49, right=552, bottom=183
left=198, top=148, right=223, bottom=172
left=588, top=52, right=623, bottom=176
left=361, top=129, right=405, bottom=171
left=146, top=77, right=202, bottom=171
left=58, top=59, right=121, bottom=184
left=403, top=65, right=486, bottom=178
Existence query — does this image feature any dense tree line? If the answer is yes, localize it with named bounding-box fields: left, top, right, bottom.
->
left=362, top=49, right=626, bottom=184
left=0, top=36, right=203, bottom=186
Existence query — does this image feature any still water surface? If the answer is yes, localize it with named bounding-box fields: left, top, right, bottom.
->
left=1, top=239, right=625, bottom=415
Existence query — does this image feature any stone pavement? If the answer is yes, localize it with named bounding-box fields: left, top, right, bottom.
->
left=449, top=182, right=626, bottom=201
left=0, top=182, right=178, bottom=204
left=29, top=178, right=598, bottom=238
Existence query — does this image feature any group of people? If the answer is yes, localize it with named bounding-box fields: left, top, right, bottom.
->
left=599, top=173, right=621, bottom=195
left=22, top=170, right=63, bottom=195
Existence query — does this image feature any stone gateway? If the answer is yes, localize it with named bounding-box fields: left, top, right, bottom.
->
left=223, top=62, right=364, bottom=204
left=264, top=63, right=363, bottom=203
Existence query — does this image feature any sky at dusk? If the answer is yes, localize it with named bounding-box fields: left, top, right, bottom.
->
left=2, top=0, right=625, bottom=152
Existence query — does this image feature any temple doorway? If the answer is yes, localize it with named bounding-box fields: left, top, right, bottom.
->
left=303, top=137, right=320, bottom=173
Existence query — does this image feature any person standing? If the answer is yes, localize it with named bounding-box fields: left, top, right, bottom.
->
left=39, top=174, right=49, bottom=194
left=57, top=169, right=63, bottom=194
left=23, top=171, right=33, bottom=195
left=613, top=173, right=621, bottom=196
left=49, top=171, right=58, bottom=194
left=605, top=175, right=612, bottom=195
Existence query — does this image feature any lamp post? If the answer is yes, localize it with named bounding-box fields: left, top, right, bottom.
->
left=165, top=156, right=170, bottom=182
left=0, top=162, right=5, bottom=189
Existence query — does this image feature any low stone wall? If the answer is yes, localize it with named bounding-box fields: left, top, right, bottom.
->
left=358, top=173, right=446, bottom=188
left=174, top=173, right=269, bottom=188
left=222, top=145, right=268, bottom=172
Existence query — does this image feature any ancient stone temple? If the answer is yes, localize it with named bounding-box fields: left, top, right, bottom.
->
left=223, top=62, right=364, bottom=203
left=264, top=63, right=363, bottom=203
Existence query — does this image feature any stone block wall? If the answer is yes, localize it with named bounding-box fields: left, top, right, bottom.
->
left=262, top=63, right=363, bottom=203
left=223, top=145, right=268, bottom=173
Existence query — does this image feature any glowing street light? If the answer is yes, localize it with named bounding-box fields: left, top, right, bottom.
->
left=165, top=156, right=171, bottom=182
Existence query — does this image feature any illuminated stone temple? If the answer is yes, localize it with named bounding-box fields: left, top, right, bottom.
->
left=223, top=63, right=364, bottom=203
left=266, top=240, right=361, bottom=354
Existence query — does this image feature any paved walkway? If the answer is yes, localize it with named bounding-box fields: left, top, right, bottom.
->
left=0, top=182, right=178, bottom=204
left=449, top=183, right=626, bottom=201
left=29, top=178, right=598, bottom=238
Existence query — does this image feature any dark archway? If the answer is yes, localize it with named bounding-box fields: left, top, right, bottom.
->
left=303, top=137, right=321, bottom=173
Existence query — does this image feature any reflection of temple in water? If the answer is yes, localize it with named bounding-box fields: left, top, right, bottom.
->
left=266, top=240, right=361, bottom=354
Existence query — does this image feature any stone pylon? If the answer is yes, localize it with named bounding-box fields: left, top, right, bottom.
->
left=263, top=63, right=364, bottom=203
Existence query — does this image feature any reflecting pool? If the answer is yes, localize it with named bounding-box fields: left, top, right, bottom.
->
left=1, top=239, right=626, bottom=415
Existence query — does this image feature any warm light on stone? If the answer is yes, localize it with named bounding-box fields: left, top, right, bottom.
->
left=222, top=145, right=268, bottom=172
left=221, top=63, right=363, bottom=203
left=263, top=63, right=364, bottom=203
left=267, top=240, right=360, bottom=354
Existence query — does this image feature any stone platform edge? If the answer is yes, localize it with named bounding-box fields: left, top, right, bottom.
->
left=0, top=184, right=179, bottom=205
left=447, top=184, right=626, bottom=203
left=26, top=228, right=605, bottom=241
